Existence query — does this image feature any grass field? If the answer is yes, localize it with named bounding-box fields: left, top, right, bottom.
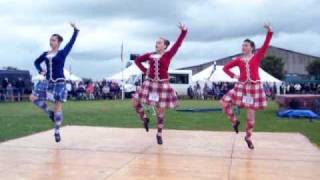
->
left=0, top=100, right=319, bottom=146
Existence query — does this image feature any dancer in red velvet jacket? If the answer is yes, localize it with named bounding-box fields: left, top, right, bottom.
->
left=220, top=23, right=273, bottom=149
left=132, top=23, right=188, bottom=145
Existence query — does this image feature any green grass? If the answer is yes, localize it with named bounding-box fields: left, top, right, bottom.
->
left=0, top=100, right=319, bottom=146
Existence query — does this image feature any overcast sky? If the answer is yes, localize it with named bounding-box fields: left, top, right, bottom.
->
left=0, top=0, right=319, bottom=79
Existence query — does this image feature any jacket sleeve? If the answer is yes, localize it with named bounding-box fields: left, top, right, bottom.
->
left=134, top=53, right=150, bottom=74
left=61, top=28, right=79, bottom=57
left=34, top=52, right=46, bottom=73
left=223, top=58, right=238, bottom=78
left=167, top=29, right=188, bottom=59
left=255, top=30, right=273, bottom=63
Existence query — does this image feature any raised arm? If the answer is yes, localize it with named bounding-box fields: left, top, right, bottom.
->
left=61, top=22, right=79, bottom=57
left=34, top=52, right=46, bottom=74
left=255, top=23, right=273, bottom=62
left=167, top=23, right=188, bottom=58
left=223, top=58, right=239, bottom=79
left=134, top=53, right=150, bottom=74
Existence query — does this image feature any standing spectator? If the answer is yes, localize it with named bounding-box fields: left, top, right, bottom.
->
left=71, top=82, right=77, bottom=98
left=66, top=81, right=73, bottom=99
left=212, top=82, right=222, bottom=100
left=187, top=85, right=194, bottom=99
left=311, top=83, right=317, bottom=93
left=102, top=84, right=110, bottom=99
left=294, top=83, right=301, bottom=94
left=86, top=82, right=94, bottom=100
left=6, top=83, right=14, bottom=102
left=304, top=83, right=311, bottom=93
left=110, top=81, right=120, bottom=99
left=272, top=82, right=277, bottom=99
left=280, top=83, right=286, bottom=94
left=194, top=81, right=201, bottom=99
left=2, top=77, right=9, bottom=101
left=289, top=84, right=295, bottom=94
left=264, top=83, right=271, bottom=98
left=221, top=82, right=229, bottom=95
left=76, top=82, right=86, bottom=100
left=93, top=82, right=101, bottom=99
left=203, top=83, right=210, bottom=100
left=115, top=82, right=121, bottom=99
left=15, top=78, right=25, bottom=101
left=317, top=84, right=320, bottom=94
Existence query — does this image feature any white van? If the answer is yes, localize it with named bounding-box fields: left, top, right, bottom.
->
left=123, top=70, right=192, bottom=97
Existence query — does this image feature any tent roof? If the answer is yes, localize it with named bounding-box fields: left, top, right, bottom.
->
left=107, top=64, right=144, bottom=81
left=192, top=65, right=282, bottom=84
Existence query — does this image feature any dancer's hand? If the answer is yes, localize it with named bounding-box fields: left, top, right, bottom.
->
left=264, top=23, right=272, bottom=32
left=70, top=22, right=79, bottom=30
left=178, top=22, right=187, bottom=31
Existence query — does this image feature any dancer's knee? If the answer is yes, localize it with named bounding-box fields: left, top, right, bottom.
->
left=247, top=109, right=256, bottom=119
left=220, top=99, right=228, bottom=108
left=156, top=108, right=165, bottom=116
left=29, top=94, right=38, bottom=102
left=53, top=102, right=62, bottom=112
left=132, top=98, right=138, bottom=107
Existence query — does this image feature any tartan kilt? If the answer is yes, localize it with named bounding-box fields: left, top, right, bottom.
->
left=132, top=79, right=178, bottom=109
left=32, top=80, right=68, bottom=103
left=32, top=80, right=49, bottom=101
left=222, top=81, right=267, bottom=110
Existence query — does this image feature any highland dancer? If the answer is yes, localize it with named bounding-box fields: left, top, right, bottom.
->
left=132, top=22, right=188, bottom=145
left=30, top=23, right=79, bottom=143
left=220, top=23, right=273, bottom=149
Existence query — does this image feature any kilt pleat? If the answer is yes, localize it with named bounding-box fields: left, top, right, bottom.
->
left=222, top=82, right=267, bottom=110
left=133, top=79, right=178, bottom=109
left=32, top=80, right=67, bottom=102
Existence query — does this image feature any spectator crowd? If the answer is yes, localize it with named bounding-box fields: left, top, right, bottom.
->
left=1, top=77, right=320, bottom=103
left=0, top=78, right=122, bottom=102
left=187, top=81, right=320, bottom=100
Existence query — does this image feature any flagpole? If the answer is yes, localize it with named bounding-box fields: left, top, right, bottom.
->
left=208, top=60, right=217, bottom=81
left=121, top=41, right=125, bottom=100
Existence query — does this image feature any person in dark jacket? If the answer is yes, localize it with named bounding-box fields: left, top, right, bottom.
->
left=30, top=22, right=79, bottom=143
left=15, top=78, right=25, bottom=101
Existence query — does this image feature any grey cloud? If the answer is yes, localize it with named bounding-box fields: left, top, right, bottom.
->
left=0, top=0, right=319, bottom=79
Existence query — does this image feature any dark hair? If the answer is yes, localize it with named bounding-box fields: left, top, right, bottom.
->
left=162, top=38, right=170, bottom=49
left=244, top=39, right=255, bottom=52
left=52, top=34, right=63, bottom=43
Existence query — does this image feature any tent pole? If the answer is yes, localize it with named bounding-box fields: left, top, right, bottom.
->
left=121, top=41, right=125, bottom=100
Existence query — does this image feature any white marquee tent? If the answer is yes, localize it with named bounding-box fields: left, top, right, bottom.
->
left=192, top=65, right=282, bottom=84
left=107, top=64, right=143, bottom=81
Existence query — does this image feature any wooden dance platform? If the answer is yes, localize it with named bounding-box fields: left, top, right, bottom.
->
left=0, top=126, right=319, bottom=180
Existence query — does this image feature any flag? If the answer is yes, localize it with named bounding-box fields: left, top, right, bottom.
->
left=120, top=41, right=124, bottom=62
left=213, top=61, right=217, bottom=72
